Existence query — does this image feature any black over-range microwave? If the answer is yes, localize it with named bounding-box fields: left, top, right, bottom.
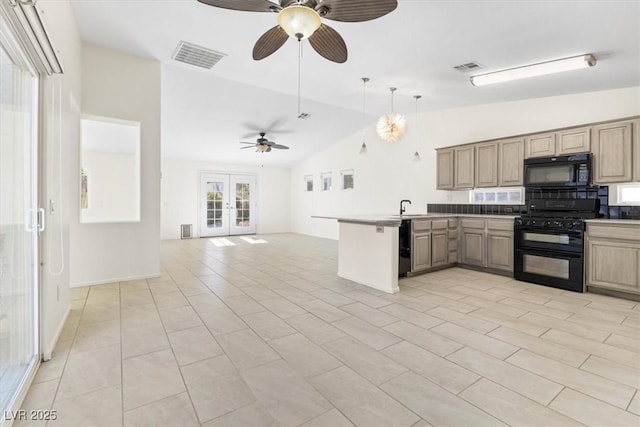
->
left=523, top=153, right=591, bottom=188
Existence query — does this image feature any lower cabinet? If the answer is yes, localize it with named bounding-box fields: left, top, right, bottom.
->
left=586, top=223, right=640, bottom=296
left=460, top=218, right=514, bottom=273
left=412, top=233, right=432, bottom=272
left=486, top=231, right=514, bottom=272
left=461, top=229, right=485, bottom=266
left=408, top=217, right=514, bottom=276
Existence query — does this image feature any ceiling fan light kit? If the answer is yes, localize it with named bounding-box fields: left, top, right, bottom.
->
left=470, top=54, right=597, bottom=86
left=377, top=87, right=406, bottom=143
left=278, top=4, right=321, bottom=40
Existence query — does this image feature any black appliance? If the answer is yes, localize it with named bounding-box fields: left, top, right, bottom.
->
left=514, top=198, right=598, bottom=292
left=524, top=153, right=591, bottom=188
left=399, top=220, right=411, bottom=276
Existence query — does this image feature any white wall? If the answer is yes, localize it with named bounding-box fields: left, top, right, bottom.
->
left=37, top=0, right=82, bottom=358
left=161, top=158, right=290, bottom=240
left=291, top=87, right=640, bottom=240
left=69, top=44, right=161, bottom=286
left=81, top=151, right=139, bottom=223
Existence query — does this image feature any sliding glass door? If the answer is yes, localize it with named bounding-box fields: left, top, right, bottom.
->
left=0, top=17, right=40, bottom=419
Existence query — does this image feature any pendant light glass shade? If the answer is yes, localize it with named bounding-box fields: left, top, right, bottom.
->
left=278, top=5, right=321, bottom=40
left=377, top=87, right=406, bottom=143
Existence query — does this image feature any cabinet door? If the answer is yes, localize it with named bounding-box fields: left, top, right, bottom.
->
left=498, top=138, right=524, bottom=186
left=431, top=230, right=448, bottom=267
left=475, top=142, right=498, bottom=187
left=436, top=149, right=455, bottom=190
left=412, top=233, right=432, bottom=272
left=588, top=240, right=640, bottom=293
left=557, top=127, right=591, bottom=155
left=525, top=133, right=556, bottom=158
left=633, top=120, right=640, bottom=182
left=486, top=231, right=514, bottom=272
left=454, top=146, right=475, bottom=189
left=461, top=229, right=484, bottom=266
left=592, top=121, right=633, bottom=184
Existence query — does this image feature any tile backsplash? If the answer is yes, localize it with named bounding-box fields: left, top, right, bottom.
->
left=427, top=204, right=525, bottom=215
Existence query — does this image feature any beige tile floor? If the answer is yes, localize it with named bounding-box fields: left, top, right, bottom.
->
left=18, top=233, right=640, bottom=426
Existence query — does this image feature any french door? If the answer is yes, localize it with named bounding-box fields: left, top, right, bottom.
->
left=0, top=17, right=40, bottom=420
left=200, top=173, right=257, bottom=237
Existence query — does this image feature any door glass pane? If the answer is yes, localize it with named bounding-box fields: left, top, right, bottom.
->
left=0, top=41, right=38, bottom=415
left=207, top=181, right=224, bottom=229
left=235, top=183, right=250, bottom=227
left=524, top=254, right=569, bottom=279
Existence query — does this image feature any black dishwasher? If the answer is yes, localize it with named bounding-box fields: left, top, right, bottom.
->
left=399, top=220, right=411, bottom=276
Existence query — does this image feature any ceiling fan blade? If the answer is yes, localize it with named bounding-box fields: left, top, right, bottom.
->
left=315, top=0, right=397, bottom=22
left=197, top=0, right=281, bottom=13
left=266, top=147, right=272, bottom=152
left=308, top=24, right=347, bottom=63
left=240, top=145, right=256, bottom=150
left=253, top=26, right=289, bottom=60
left=270, top=144, right=290, bottom=150
left=239, top=141, right=256, bottom=144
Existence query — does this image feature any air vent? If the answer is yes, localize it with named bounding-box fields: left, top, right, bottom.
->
left=180, top=224, right=193, bottom=239
left=454, top=62, right=482, bottom=73
left=298, top=112, right=311, bottom=119
left=172, top=41, right=227, bottom=69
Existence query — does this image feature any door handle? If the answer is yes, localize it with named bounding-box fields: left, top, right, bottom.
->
left=37, top=208, right=45, bottom=233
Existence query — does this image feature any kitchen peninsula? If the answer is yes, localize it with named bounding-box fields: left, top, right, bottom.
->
left=316, top=214, right=517, bottom=295
left=314, top=215, right=405, bottom=294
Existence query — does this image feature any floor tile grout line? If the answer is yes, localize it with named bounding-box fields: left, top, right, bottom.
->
left=119, top=281, right=125, bottom=427
left=627, top=389, right=639, bottom=412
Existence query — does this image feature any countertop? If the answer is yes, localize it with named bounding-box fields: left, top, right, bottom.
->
left=585, top=219, right=640, bottom=225
left=312, top=214, right=518, bottom=226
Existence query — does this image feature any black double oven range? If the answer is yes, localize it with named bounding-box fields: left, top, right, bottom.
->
left=514, top=153, right=600, bottom=292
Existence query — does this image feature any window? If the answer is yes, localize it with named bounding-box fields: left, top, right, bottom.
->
left=341, top=169, right=354, bottom=190
left=470, top=187, right=524, bottom=205
left=613, top=183, right=640, bottom=205
left=321, top=172, right=332, bottom=191
left=304, top=175, right=313, bottom=192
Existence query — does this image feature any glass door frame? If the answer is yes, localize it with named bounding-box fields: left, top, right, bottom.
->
left=199, top=172, right=258, bottom=238
left=0, top=8, right=41, bottom=421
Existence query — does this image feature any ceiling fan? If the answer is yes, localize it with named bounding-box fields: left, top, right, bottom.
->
left=240, top=132, right=290, bottom=152
left=196, top=0, right=398, bottom=63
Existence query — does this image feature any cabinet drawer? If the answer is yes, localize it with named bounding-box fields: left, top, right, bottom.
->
left=432, top=220, right=448, bottom=230
left=588, top=224, right=640, bottom=241
left=448, top=219, right=458, bottom=229
left=461, top=218, right=485, bottom=229
left=487, top=219, right=514, bottom=231
left=448, top=229, right=459, bottom=240
left=412, top=220, right=431, bottom=232
left=448, top=240, right=458, bottom=252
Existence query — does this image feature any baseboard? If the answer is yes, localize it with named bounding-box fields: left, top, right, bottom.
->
left=70, top=272, right=160, bottom=288
left=42, top=306, right=70, bottom=362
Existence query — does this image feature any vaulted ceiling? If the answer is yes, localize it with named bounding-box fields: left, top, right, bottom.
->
left=70, top=0, right=640, bottom=166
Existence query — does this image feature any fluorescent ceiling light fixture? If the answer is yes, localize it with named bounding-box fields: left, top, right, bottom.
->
left=470, top=54, right=596, bottom=86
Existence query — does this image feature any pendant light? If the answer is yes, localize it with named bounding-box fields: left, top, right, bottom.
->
left=413, top=95, right=422, bottom=162
left=377, top=87, right=406, bottom=143
left=359, top=77, right=370, bottom=154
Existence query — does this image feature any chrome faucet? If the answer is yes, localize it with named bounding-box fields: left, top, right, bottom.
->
left=400, top=199, right=412, bottom=215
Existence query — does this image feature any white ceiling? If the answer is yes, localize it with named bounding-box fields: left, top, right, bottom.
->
left=69, top=0, right=640, bottom=166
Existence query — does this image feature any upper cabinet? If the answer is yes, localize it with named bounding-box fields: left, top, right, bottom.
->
left=524, top=127, right=591, bottom=158
left=498, top=138, right=524, bottom=186
left=436, top=148, right=454, bottom=190
left=525, top=132, right=556, bottom=158
left=557, top=127, right=591, bottom=155
left=592, top=120, right=634, bottom=184
left=454, top=146, right=475, bottom=189
left=475, top=142, right=498, bottom=187
left=436, top=116, right=639, bottom=190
